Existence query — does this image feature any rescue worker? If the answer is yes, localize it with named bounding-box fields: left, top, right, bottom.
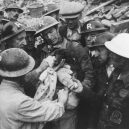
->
left=35, top=16, right=61, bottom=59
left=25, top=27, right=41, bottom=68
left=5, top=3, right=23, bottom=22
left=35, top=16, right=94, bottom=129
left=59, top=1, right=84, bottom=43
left=98, top=33, right=129, bottom=129
left=85, top=31, right=114, bottom=129
left=1, top=21, right=26, bottom=50
left=0, top=48, right=68, bottom=129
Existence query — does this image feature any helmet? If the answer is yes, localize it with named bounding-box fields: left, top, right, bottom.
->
left=5, top=3, right=23, bottom=14
left=81, top=20, right=108, bottom=34
left=44, top=3, right=59, bottom=16
left=25, top=27, right=36, bottom=34
left=88, top=32, right=114, bottom=48
left=0, top=48, right=35, bottom=77
left=1, top=21, right=25, bottom=42
left=105, top=33, right=129, bottom=58
left=59, top=1, right=84, bottom=19
left=35, top=16, right=59, bottom=36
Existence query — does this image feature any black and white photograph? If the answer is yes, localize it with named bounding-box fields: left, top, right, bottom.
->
left=0, top=0, right=129, bottom=129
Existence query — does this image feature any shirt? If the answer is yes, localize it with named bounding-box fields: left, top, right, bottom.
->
left=107, top=64, right=115, bottom=77
left=0, top=79, right=64, bottom=129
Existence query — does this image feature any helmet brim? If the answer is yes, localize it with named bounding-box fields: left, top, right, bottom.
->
left=0, top=55, right=35, bottom=77
left=105, top=41, right=129, bottom=59
left=1, top=29, right=25, bottom=42
left=43, top=9, right=59, bottom=16
left=35, top=21, right=59, bottom=37
left=81, top=28, right=108, bottom=34
left=5, top=7, right=23, bottom=14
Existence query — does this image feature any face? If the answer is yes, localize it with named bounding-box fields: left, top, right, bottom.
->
left=85, top=32, right=98, bottom=47
left=25, top=32, right=35, bottom=50
left=90, top=46, right=109, bottom=65
left=7, top=9, right=19, bottom=21
left=9, top=31, right=27, bottom=49
left=108, top=52, right=126, bottom=69
left=65, top=17, right=79, bottom=30
left=43, top=26, right=59, bottom=45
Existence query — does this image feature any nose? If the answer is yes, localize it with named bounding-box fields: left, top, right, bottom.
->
left=87, top=35, right=92, bottom=41
left=22, top=39, right=27, bottom=45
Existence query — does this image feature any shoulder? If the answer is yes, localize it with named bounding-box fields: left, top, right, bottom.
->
left=59, top=24, right=68, bottom=38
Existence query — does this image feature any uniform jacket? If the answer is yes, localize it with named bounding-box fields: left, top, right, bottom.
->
left=0, top=79, right=64, bottom=129
left=98, top=67, right=129, bottom=129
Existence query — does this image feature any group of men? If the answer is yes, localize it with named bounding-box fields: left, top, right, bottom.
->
left=0, top=1, right=129, bottom=129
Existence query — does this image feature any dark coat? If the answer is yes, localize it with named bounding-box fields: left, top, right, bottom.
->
left=98, top=67, right=129, bottom=129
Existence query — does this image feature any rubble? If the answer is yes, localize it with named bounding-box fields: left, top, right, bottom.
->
left=1, top=0, right=129, bottom=33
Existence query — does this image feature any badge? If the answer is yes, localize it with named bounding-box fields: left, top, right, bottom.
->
left=119, top=89, right=128, bottom=98
left=110, top=110, right=122, bottom=124
left=15, top=22, right=22, bottom=28
left=87, top=23, right=92, bottom=30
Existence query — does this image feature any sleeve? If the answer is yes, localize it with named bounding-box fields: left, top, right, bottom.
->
left=17, top=97, right=64, bottom=122
left=24, top=61, right=49, bottom=87
left=70, top=43, right=96, bottom=99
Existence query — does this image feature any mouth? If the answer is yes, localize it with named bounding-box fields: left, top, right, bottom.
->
left=52, top=38, right=58, bottom=44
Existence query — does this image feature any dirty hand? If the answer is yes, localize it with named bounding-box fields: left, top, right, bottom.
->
left=44, top=56, right=56, bottom=67
left=72, top=79, right=83, bottom=93
left=58, top=88, right=69, bottom=105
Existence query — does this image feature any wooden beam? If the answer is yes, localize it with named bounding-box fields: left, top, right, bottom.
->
left=86, top=0, right=117, bottom=16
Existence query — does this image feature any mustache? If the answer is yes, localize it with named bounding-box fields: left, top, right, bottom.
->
left=14, top=14, right=19, bottom=18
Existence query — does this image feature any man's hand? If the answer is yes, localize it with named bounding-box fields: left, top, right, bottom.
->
left=72, top=79, right=83, bottom=93
left=58, top=88, right=69, bottom=105
left=44, top=56, right=56, bottom=67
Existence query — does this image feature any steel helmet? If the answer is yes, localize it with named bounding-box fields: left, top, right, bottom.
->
left=44, top=3, right=59, bottom=16
left=5, top=3, right=23, bottom=14
left=81, top=20, right=108, bottom=34
left=1, top=21, right=25, bottom=42
left=35, top=16, right=59, bottom=36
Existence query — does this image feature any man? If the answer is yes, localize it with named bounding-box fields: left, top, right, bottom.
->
left=98, top=33, right=129, bottom=129
left=59, top=1, right=84, bottom=42
left=0, top=48, right=68, bottom=129
left=85, top=31, right=114, bottom=129
left=25, top=27, right=41, bottom=68
left=1, top=21, right=26, bottom=50
left=81, top=19, right=115, bottom=129
left=5, top=3, right=23, bottom=22
left=35, top=16, right=94, bottom=129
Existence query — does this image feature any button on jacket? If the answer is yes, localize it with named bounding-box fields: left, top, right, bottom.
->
left=0, top=79, right=64, bottom=129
